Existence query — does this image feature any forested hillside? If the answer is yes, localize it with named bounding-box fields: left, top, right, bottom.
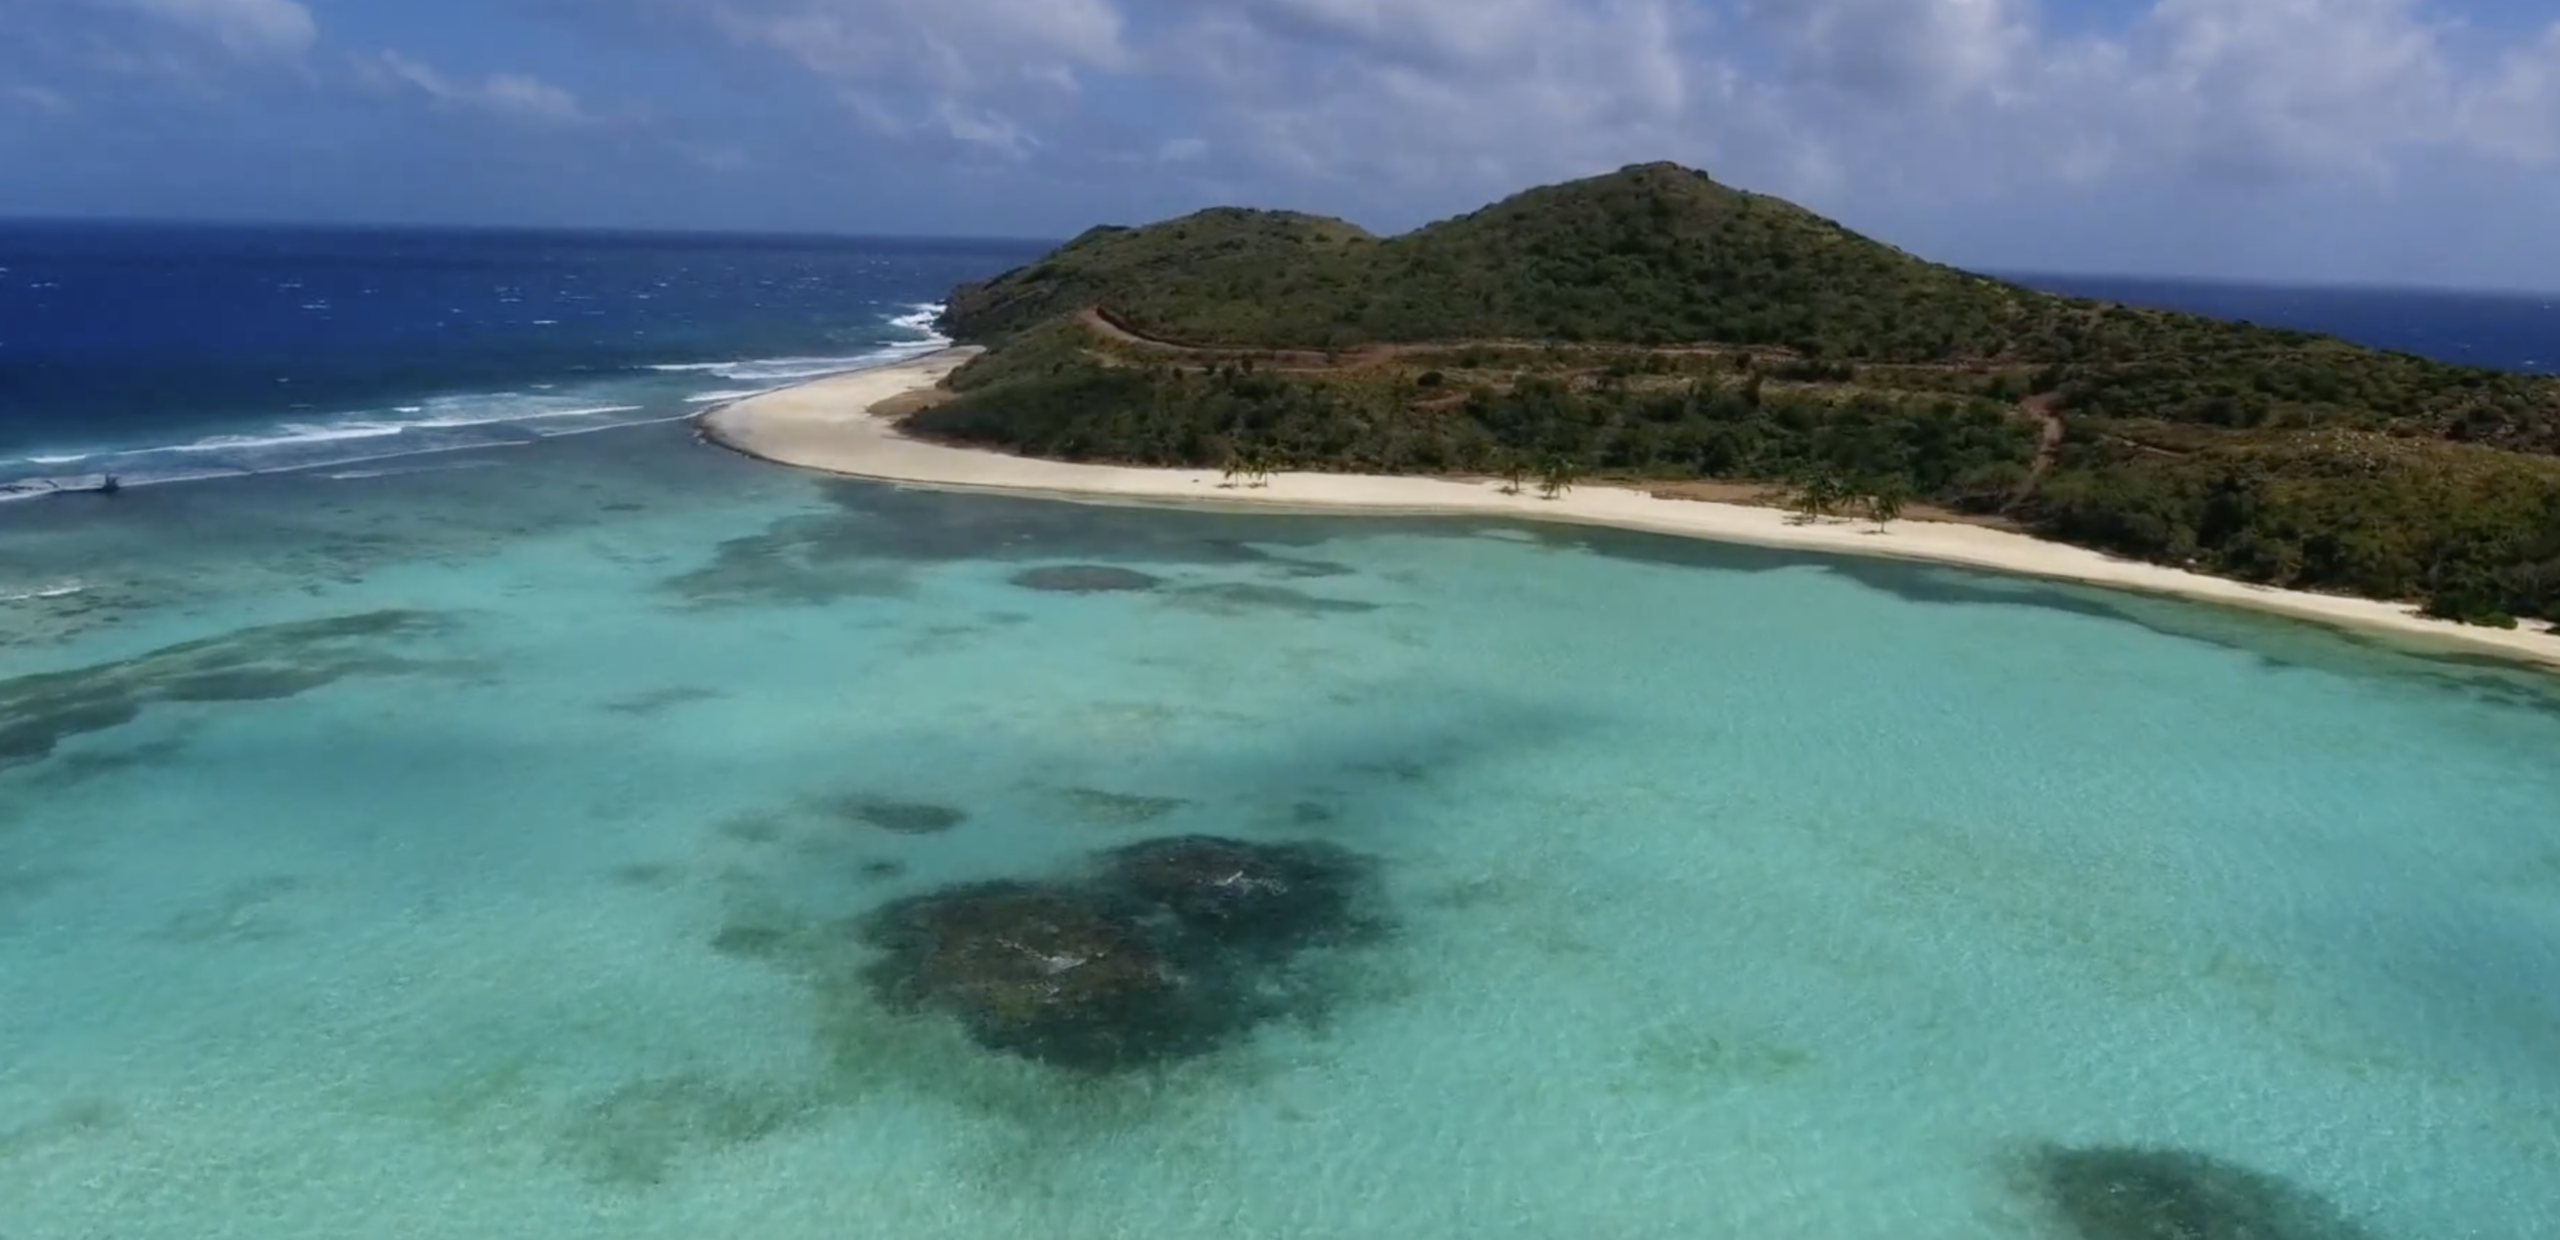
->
left=922, top=163, right=2560, bottom=629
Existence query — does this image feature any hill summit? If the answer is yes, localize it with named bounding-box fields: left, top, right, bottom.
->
left=920, top=163, right=2560, bottom=631
left=946, top=161, right=2062, bottom=357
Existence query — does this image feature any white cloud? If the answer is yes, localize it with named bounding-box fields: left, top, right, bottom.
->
left=714, top=0, right=1126, bottom=93
left=1740, top=0, right=2034, bottom=104
left=359, top=52, right=592, bottom=125
left=930, top=99, right=1037, bottom=159
left=2124, top=0, right=2458, bottom=175
left=97, top=0, right=317, bottom=57
left=579, top=0, right=2560, bottom=256
left=1148, top=0, right=1710, bottom=200
left=696, top=0, right=1125, bottom=161
left=679, top=141, right=750, bottom=172
left=7, top=84, right=75, bottom=114
left=2458, top=23, right=2560, bottom=165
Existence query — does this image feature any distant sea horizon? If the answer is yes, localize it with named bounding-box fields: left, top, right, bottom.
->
left=1, top=222, right=2552, bottom=496
left=11, top=213, right=2558, bottom=299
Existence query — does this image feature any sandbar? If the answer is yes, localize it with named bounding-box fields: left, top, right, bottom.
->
left=699, top=348, right=2560, bottom=671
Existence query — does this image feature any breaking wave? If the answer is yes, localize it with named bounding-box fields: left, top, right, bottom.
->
left=0, top=304, right=949, bottom=495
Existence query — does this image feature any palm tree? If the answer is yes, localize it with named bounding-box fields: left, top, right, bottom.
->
left=1536, top=453, right=1583, bottom=501
left=1789, top=471, right=1843, bottom=524
left=1861, top=475, right=1911, bottom=532
left=1223, top=436, right=1280, bottom=489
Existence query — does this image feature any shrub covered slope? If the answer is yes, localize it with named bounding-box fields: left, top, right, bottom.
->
left=924, top=162, right=2560, bottom=629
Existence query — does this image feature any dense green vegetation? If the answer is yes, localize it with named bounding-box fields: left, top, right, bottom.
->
left=929, top=354, right=2035, bottom=502
left=921, top=162, right=2560, bottom=631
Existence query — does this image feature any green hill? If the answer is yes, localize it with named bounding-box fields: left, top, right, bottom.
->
left=921, top=162, right=2560, bottom=631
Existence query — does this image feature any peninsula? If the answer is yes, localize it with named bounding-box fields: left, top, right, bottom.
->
left=705, top=161, right=2560, bottom=661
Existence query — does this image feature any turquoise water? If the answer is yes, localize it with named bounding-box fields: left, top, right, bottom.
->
left=3, top=423, right=2557, bottom=1239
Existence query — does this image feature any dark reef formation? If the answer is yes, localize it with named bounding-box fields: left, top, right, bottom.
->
left=2028, top=1144, right=2387, bottom=1240
left=829, top=795, right=969, bottom=835
left=861, top=881, right=1192, bottom=1071
left=1167, top=582, right=1380, bottom=617
left=1061, top=786, right=1190, bottom=826
left=1008, top=565, right=1164, bottom=594
left=856, top=834, right=1380, bottom=1073
left=1101, top=835, right=1365, bottom=951
left=1, top=610, right=461, bottom=772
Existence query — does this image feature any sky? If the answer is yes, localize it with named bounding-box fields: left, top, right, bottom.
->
left=4, top=0, right=2560, bottom=289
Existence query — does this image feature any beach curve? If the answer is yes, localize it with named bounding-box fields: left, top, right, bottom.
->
left=699, top=347, right=2560, bottom=671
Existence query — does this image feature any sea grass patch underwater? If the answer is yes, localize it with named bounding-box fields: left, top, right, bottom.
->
left=0, top=610, right=464, bottom=771
left=2022, top=1144, right=2386, bottom=1240
left=1009, top=565, right=1166, bottom=594
left=1164, top=582, right=1381, bottom=617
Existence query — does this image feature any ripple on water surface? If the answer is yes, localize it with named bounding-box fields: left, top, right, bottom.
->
left=1, top=458, right=2555, bottom=1240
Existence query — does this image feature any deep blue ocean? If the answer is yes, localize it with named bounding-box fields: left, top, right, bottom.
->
left=2012, top=271, right=2558, bottom=374
left=0, top=225, right=1046, bottom=488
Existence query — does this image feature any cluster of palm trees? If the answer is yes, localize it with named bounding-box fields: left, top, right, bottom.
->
left=1789, top=471, right=1913, bottom=531
left=1220, top=443, right=1283, bottom=489
left=1496, top=451, right=1586, bottom=500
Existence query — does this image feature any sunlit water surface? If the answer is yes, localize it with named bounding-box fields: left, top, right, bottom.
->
left=3, top=423, right=2556, bottom=1240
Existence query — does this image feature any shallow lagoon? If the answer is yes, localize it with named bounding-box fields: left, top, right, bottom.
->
left=3, top=425, right=2557, bottom=1240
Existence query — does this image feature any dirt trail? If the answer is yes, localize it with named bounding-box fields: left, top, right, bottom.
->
left=2018, top=391, right=2066, bottom=498
left=1078, top=306, right=1778, bottom=367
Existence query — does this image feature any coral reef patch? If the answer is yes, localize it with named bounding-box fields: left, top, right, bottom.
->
left=853, top=834, right=1381, bottom=1073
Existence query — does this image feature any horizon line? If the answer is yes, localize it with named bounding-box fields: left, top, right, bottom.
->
left=4, top=213, right=2555, bottom=301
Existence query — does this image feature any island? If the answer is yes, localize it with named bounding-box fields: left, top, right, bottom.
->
left=702, top=161, right=2560, bottom=662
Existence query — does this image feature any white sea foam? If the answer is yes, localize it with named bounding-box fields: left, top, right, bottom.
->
left=324, top=459, right=510, bottom=481
left=171, top=424, right=416, bottom=454
left=647, top=353, right=930, bottom=383
left=530, top=411, right=697, bottom=438
left=11, top=396, right=665, bottom=489
left=0, top=303, right=953, bottom=494
left=0, top=580, right=87, bottom=603
left=644, top=303, right=951, bottom=384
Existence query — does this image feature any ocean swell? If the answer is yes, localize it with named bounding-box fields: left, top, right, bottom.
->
left=0, top=304, right=950, bottom=494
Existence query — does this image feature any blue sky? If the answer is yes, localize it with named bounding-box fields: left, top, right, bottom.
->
left=5, top=0, right=2560, bottom=288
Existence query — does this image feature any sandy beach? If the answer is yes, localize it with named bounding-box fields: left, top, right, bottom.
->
left=700, top=348, right=2560, bottom=670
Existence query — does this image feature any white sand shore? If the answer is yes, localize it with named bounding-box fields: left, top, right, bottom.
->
left=701, top=347, right=2560, bottom=670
